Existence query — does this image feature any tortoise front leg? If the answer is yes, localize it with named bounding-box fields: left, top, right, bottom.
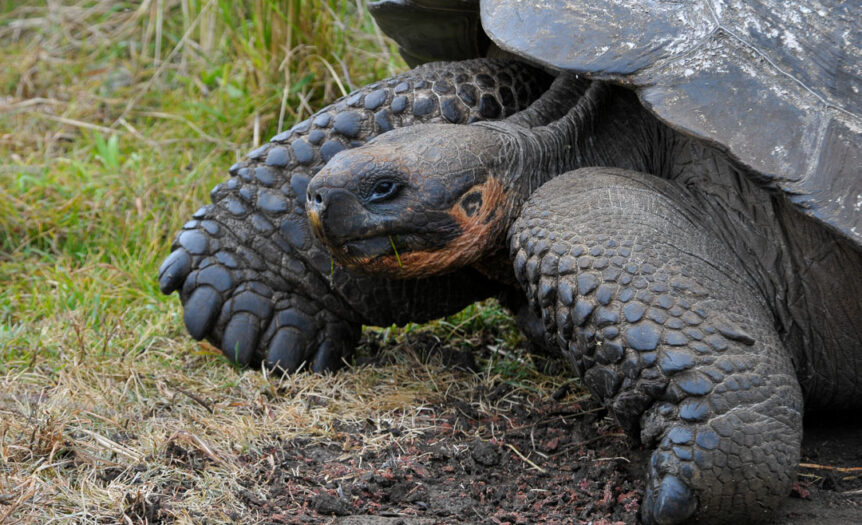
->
left=159, top=58, right=550, bottom=371
left=510, top=168, right=803, bottom=524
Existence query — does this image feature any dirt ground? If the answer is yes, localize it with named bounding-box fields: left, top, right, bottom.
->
left=774, top=415, right=862, bottom=524
left=131, top=334, right=862, bottom=525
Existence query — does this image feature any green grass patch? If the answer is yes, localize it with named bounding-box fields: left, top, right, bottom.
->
left=0, top=0, right=403, bottom=363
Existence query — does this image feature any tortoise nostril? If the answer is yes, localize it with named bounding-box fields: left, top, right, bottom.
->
left=307, top=190, right=324, bottom=206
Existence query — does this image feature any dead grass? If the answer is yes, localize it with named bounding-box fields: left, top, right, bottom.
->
left=0, top=2, right=573, bottom=523
left=0, top=319, right=570, bottom=523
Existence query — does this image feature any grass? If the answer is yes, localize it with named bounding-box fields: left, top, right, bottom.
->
left=0, top=1, right=571, bottom=522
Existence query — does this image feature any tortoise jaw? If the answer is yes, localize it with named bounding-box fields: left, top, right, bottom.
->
left=342, top=236, right=395, bottom=262
left=308, top=213, right=397, bottom=269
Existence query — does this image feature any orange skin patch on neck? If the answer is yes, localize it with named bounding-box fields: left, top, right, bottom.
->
left=351, top=177, right=513, bottom=279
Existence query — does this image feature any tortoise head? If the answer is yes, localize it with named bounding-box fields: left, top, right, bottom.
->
left=306, top=123, right=518, bottom=278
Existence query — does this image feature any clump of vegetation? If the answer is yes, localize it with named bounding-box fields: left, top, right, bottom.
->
left=0, top=2, right=570, bottom=522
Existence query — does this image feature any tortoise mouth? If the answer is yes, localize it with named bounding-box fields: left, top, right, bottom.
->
left=310, top=204, right=455, bottom=268
left=309, top=216, right=405, bottom=268
left=341, top=235, right=394, bottom=261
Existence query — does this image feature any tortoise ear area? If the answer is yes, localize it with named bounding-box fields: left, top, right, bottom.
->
left=450, top=177, right=510, bottom=225
left=458, top=189, right=484, bottom=218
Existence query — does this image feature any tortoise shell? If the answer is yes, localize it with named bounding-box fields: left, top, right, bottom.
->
left=371, top=0, right=862, bottom=245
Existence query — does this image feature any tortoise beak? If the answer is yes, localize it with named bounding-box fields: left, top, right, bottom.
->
left=307, top=186, right=361, bottom=243
left=307, top=207, right=326, bottom=244
left=306, top=184, right=394, bottom=261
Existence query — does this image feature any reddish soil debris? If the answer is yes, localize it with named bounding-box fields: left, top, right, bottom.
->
left=239, top=335, right=862, bottom=524
left=236, top=394, right=642, bottom=525
left=235, top=392, right=861, bottom=523
left=231, top=390, right=862, bottom=525
left=775, top=414, right=862, bottom=524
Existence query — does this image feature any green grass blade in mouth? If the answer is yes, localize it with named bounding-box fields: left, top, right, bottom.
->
left=389, top=235, right=403, bottom=267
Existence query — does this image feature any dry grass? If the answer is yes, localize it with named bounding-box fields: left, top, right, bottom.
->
left=0, top=2, right=572, bottom=522
left=1, top=331, right=567, bottom=523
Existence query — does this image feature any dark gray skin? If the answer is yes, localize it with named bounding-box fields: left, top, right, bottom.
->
left=306, top=75, right=862, bottom=524
left=159, top=58, right=551, bottom=372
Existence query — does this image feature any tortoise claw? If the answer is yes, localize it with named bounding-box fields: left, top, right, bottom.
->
left=158, top=249, right=191, bottom=294
left=266, top=327, right=309, bottom=373
left=642, top=474, right=697, bottom=525
left=261, top=302, right=358, bottom=374
left=311, top=340, right=341, bottom=373
left=183, top=286, right=222, bottom=340
left=221, top=312, right=261, bottom=365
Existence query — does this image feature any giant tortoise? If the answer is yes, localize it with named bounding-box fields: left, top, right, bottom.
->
left=304, top=0, right=861, bottom=523
left=160, top=1, right=861, bottom=523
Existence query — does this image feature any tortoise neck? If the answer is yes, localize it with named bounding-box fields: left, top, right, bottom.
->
left=505, top=72, right=592, bottom=128
left=486, top=79, right=660, bottom=205
left=469, top=79, right=656, bottom=275
left=505, top=80, right=611, bottom=199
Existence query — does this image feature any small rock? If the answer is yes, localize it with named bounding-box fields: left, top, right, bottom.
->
left=315, top=493, right=350, bottom=516
left=470, top=439, right=499, bottom=466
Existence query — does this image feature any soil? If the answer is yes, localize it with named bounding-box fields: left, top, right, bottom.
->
left=235, top=388, right=645, bottom=525
left=181, top=335, right=862, bottom=524
left=774, top=413, right=862, bottom=524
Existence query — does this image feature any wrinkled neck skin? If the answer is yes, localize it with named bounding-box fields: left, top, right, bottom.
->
left=470, top=77, right=659, bottom=278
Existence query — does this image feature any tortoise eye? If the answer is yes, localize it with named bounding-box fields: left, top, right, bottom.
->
left=369, top=180, right=399, bottom=202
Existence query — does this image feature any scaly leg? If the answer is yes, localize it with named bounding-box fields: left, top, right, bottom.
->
left=510, top=168, right=803, bottom=524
